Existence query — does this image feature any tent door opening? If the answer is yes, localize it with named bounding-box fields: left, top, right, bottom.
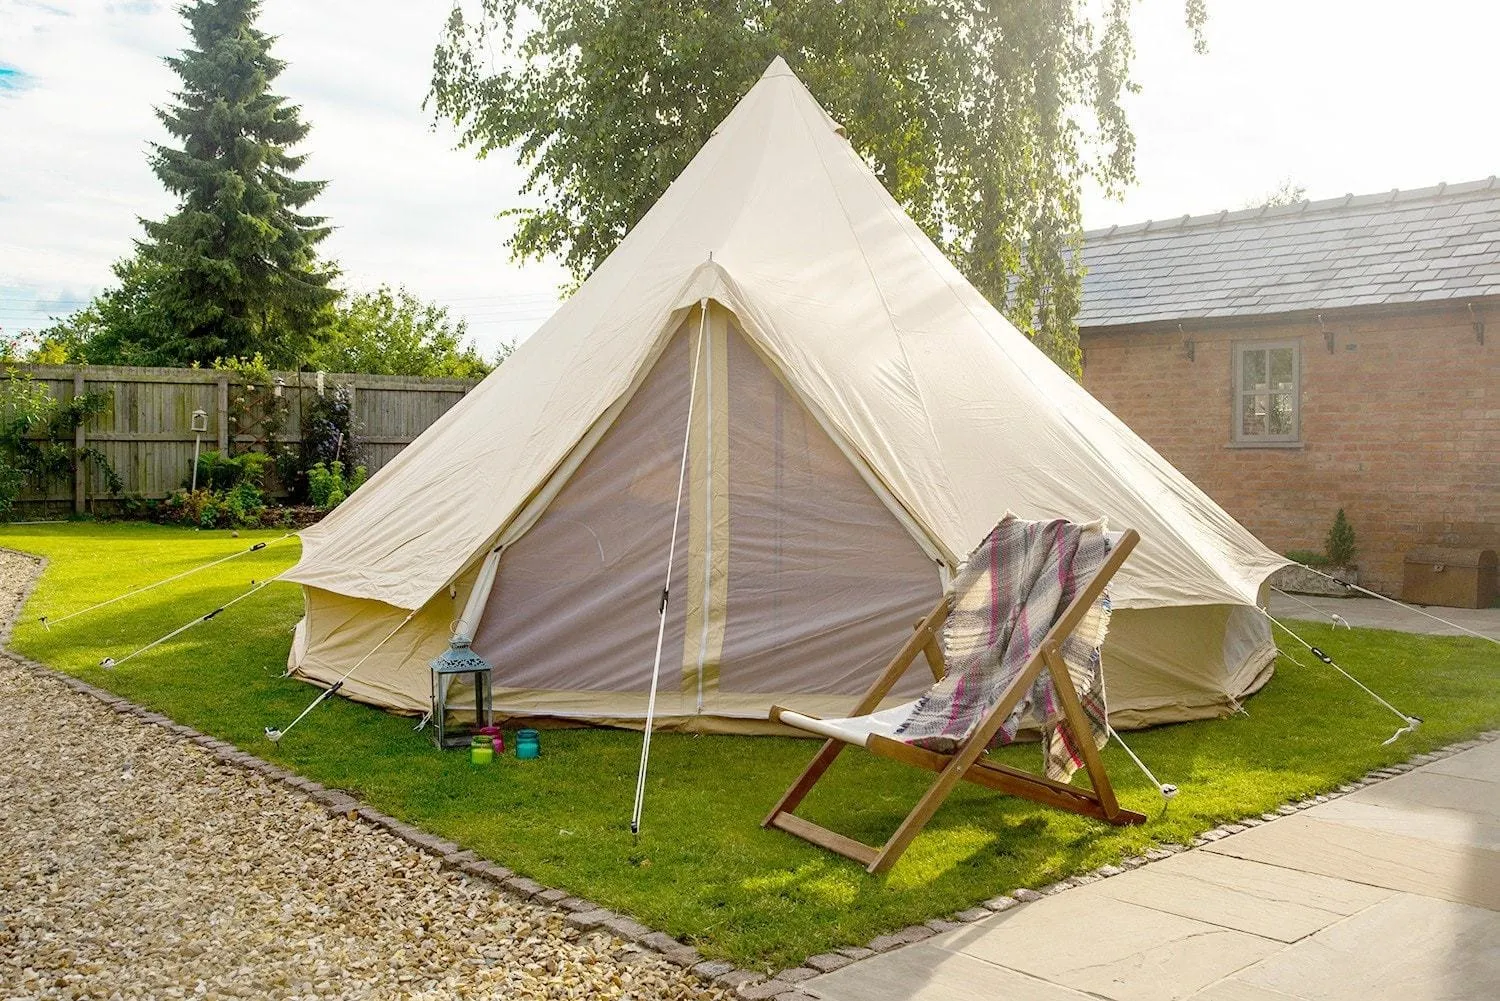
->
left=471, top=303, right=941, bottom=725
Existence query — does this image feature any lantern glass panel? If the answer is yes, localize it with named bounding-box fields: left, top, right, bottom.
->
left=429, top=640, right=494, bottom=749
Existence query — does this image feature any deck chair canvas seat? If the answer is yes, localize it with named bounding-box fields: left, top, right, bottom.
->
left=764, top=518, right=1147, bottom=873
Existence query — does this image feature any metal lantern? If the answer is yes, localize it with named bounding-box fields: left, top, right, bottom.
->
left=429, top=637, right=494, bottom=750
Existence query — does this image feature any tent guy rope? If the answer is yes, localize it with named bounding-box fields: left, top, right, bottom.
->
left=1293, top=563, right=1500, bottom=647
left=1269, top=586, right=1351, bottom=629
left=1106, top=725, right=1178, bottom=802
left=100, top=575, right=286, bottom=669
left=631, top=297, right=709, bottom=840
left=265, top=609, right=420, bottom=743
left=1261, top=608, right=1422, bottom=745
left=42, top=533, right=296, bottom=629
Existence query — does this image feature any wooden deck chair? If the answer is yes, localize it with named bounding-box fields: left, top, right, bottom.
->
left=763, top=526, right=1147, bottom=874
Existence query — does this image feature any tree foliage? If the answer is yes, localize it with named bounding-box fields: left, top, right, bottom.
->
left=429, top=1, right=1207, bottom=375
left=73, top=0, right=338, bottom=368
left=308, top=286, right=493, bottom=378
left=1245, top=178, right=1308, bottom=209
left=30, top=257, right=175, bottom=366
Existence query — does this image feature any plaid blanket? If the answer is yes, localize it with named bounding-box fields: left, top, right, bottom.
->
left=893, top=515, right=1113, bottom=782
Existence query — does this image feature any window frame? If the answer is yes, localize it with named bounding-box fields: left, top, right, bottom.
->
left=1231, top=339, right=1302, bottom=446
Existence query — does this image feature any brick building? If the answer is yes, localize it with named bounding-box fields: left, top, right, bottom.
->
left=1078, top=179, right=1500, bottom=596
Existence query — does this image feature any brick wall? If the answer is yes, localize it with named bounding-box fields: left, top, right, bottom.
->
left=1081, top=301, right=1500, bottom=596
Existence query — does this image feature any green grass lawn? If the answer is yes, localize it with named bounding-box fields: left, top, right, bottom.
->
left=5, top=521, right=1499, bottom=970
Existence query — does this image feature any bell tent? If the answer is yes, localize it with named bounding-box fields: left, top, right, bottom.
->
left=283, top=58, right=1289, bottom=732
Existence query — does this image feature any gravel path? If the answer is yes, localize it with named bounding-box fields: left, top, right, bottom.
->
left=0, top=550, right=728, bottom=1001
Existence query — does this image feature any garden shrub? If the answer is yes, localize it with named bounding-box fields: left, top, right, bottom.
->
left=306, top=460, right=366, bottom=512
left=1325, top=509, right=1357, bottom=566
left=192, top=449, right=272, bottom=491
left=298, top=385, right=363, bottom=496
left=156, top=483, right=279, bottom=529
left=223, top=480, right=266, bottom=525
left=0, top=369, right=120, bottom=517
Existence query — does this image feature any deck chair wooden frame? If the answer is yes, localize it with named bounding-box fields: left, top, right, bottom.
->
left=763, top=528, right=1147, bottom=874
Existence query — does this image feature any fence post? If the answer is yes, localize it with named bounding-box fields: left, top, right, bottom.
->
left=216, top=374, right=230, bottom=452
left=73, top=367, right=86, bottom=514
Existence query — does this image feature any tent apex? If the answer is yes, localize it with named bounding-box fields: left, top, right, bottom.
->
left=762, top=55, right=794, bottom=78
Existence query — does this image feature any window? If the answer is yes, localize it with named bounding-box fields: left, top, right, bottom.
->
left=1233, top=341, right=1299, bottom=444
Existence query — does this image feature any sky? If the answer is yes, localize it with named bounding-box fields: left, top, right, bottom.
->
left=2, top=1, right=1498, bottom=357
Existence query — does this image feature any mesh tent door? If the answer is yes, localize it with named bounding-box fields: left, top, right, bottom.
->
left=473, top=310, right=942, bottom=726
left=704, top=324, right=941, bottom=718
left=474, top=322, right=694, bottom=720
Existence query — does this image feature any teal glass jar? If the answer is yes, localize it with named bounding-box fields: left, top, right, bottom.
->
left=515, top=728, right=540, bottom=760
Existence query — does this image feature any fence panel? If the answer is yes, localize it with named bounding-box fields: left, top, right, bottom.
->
left=8, top=365, right=480, bottom=515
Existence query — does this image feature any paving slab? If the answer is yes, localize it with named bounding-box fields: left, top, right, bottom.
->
left=1266, top=593, right=1500, bottom=640
left=933, top=890, right=1282, bottom=1001
left=1424, top=737, right=1500, bottom=782
left=1090, top=861, right=1374, bottom=943
left=1189, top=982, right=1308, bottom=1001
left=1287, top=747, right=1500, bottom=850
left=1146, top=850, right=1394, bottom=918
left=805, top=741, right=1500, bottom=1001
left=800, top=943, right=1098, bottom=1001
left=1229, top=892, right=1500, bottom=1001
left=1204, top=814, right=1500, bottom=911
left=1309, top=794, right=1500, bottom=851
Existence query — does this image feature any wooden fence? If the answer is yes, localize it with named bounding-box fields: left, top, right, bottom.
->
left=12, top=365, right=481, bottom=515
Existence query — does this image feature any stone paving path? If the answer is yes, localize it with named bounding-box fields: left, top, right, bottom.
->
left=0, top=550, right=727, bottom=1001
left=1267, top=592, right=1500, bottom=641
left=802, top=737, right=1500, bottom=1001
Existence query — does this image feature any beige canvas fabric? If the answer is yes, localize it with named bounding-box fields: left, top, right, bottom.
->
left=285, top=58, right=1290, bottom=730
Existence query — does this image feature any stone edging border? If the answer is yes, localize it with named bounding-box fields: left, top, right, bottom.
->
left=4, top=546, right=1497, bottom=1001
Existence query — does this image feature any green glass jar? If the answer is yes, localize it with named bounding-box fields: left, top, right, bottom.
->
left=470, top=734, right=495, bottom=765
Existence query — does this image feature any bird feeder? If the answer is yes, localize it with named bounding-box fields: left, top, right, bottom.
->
left=429, top=637, right=494, bottom=750
left=189, top=409, right=209, bottom=492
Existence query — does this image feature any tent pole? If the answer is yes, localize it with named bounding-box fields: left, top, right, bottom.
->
left=631, top=297, right=710, bottom=838
left=452, top=545, right=504, bottom=641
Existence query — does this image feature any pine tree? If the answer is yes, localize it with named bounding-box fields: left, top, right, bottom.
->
left=1325, top=508, right=1357, bottom=567
left=133, top=0, right=336, bottom=366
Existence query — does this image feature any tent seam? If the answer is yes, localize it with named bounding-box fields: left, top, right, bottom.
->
left=827, top=114, right=1272, bottom=606
left=784, top=80, right=958, bottom=561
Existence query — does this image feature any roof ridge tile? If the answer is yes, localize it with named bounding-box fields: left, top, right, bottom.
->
left=1084, top=176, right=1500, bottom=242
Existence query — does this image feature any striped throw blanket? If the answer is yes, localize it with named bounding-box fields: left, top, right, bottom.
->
left=894, top=515, right=1113, bottom=782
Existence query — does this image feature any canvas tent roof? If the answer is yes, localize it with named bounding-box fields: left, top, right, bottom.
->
left=285, top=57, right=1287, bottom=613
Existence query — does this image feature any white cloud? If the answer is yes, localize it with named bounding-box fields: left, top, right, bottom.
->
left=0, top=0, right=566, bottom=354
left=3, top=1, right=1497, bottom=352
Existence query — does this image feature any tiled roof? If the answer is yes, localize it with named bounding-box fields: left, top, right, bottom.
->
left=1078, top=177, right=1500, bottom=328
